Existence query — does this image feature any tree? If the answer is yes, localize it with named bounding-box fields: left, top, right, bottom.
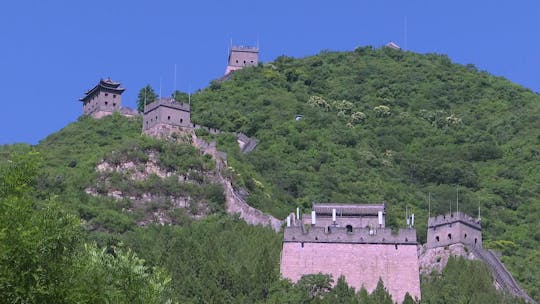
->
left=136, top=85, right=157, bottom=113
left=369, top=278, right=393, bottom=304
left=0, top=152, right=82, bottom=303
left=172, top=90, right=189, bottom=103
left=297, top=273, right=333, bottom=300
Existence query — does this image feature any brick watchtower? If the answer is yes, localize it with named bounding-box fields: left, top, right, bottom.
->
left=79, top=78, right=125, bottom=118
left=225, top=46, right=259, bottom=75
left=280, top=203, right=421, bottom=304
left=426, top=212, right=482, bottom=249
left=142, top=97, right=193, bottom=137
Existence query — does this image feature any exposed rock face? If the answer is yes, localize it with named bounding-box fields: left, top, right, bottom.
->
left=86, top=149, right=213, bottom=225
left=418, top=243, right=476, bottom=275
left=143, top=124, right=194, bottom=143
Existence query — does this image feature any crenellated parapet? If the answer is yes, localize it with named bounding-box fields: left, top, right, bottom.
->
left=428, top=212, right=481, bottom=230
left=283, top=226, right=417, bottom=245
left=144, top=98, right=190, bottom=113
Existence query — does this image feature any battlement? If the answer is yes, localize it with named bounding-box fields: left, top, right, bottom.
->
left=284, top=226, right=417, bottom=245
left=143, top=98, right=190, bottom=114
left=230, top=45, right=259, bottom=52
left=428, top=211, right=481, bottom=230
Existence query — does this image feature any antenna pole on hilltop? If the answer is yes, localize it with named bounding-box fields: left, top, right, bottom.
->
left=406, top=205, right=409, bottom=227
left=174, top=64, right=177, bottom=95
left=478, top=204, right=481, bottom=221
left=159, top=77, right=162, bottom=100
left=456, top=185, right=459, bottom=214
left=404, top=16, right=408, bottom=51
left=428, top=192, right=431, bottom=218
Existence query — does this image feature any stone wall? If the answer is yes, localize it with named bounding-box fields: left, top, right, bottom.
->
left=193, top=135, right=282, bottom=232
left=280, top=242, right=421, bottom=303
left=284, top=226, right=417, bottom=244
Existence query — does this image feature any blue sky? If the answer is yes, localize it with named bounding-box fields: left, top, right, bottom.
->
left=1, top=0, right=539, bottom=144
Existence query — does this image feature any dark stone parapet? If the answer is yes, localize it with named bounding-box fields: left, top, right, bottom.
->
left=428, top=212, right=481, bottom=230
left=284, top=226, right=417, bottom=245
left=144, top=98, right=190, bottom=114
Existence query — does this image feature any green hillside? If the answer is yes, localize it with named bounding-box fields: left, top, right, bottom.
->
left=0, top=46, right=538, bottom=303
left=192, top=46, right=540, bottom=298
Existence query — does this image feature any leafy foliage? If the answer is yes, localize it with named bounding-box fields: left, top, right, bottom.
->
left=192, top=47, right=540, bottom=299
left=136, top=84, right=158, bottom=113
left=1, top=46, right=539, bottom=302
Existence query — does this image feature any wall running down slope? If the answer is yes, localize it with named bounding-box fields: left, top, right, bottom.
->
left=193, top=136, right=282, bottom=232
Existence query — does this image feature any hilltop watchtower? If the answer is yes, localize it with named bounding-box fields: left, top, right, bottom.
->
left=142, top=97, right=192, bottom=135
left=426, top=211, right=482, bottom=249
left=79, top=78, right=125, bottom=118
left=280, top=203, right=421, bottom=304
left=225, top=46, right=259, bottom=75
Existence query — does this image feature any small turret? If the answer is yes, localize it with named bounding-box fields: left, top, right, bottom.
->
left=426, top=211, right=482, bottom=249
left=225, top=45, right=259, bottom=75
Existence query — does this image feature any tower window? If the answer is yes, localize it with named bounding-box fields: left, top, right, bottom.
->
left=105, top=93, right=109, bottom=97
left=105, top=102, right=108, bottom=106
left=436, top=236, right=440, bottom=242
left=167, top=116, right=171, bottom=120
left=346, top=225, right=353, bottom=232
left=113, top=103, right=116, bottom=106
left=464, top=233, right=467, bottom=239
left=235, top=60, right=238, bottom=63
left=448, top=233, right=452, bottom=240
left=113, top=94, right=116, bottom=98
left=180, top=118, right=183, bottom=123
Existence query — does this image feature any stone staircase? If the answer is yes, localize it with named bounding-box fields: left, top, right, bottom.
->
left=470, top=246, right=536, bottom=303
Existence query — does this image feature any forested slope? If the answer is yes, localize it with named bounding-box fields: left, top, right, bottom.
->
left=192, top=46, right=540, bottom=299
left=0, top=46, right=538, bottom=303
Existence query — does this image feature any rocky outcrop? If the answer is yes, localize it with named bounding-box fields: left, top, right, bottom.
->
left=418, top=243, right=476, bottom=275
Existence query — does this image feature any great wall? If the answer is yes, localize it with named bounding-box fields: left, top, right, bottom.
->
left=77, top=45, right=536, bottom=303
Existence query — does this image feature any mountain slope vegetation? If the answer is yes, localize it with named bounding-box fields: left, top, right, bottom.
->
left=192, top=46, right=540, bottom=299
left=0, top=46, right=538, bottom=302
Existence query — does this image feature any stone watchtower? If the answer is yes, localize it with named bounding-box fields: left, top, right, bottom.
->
left=142, top=97, right=193, bottom=136
left=280, top=203, right=421, bottom=304
left=426, top=211, right=482, bottom=249
left=79, top=78, right=125, bottom=118
left=225, top=46, right=259, bottom=75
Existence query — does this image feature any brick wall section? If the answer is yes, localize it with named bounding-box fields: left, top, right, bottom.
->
left=280, top=242, right=421, bottom=303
